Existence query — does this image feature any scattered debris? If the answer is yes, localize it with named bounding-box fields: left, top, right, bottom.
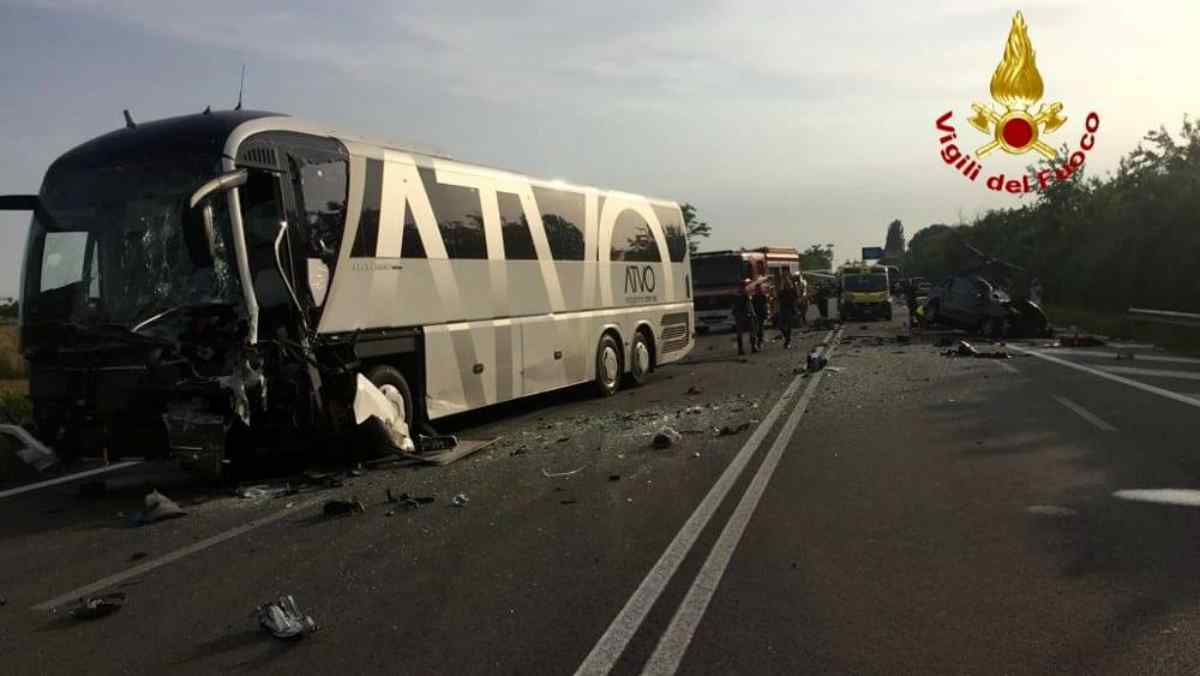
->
left=134, top=490, right=187, bottom=525
left=0, top=424, right=58, bottom=472
left=451, top=493, right=470, bottom=507
left=386, top=488, right=434, bottom=510
left=561, top=499, right=578, bottom=505
left=942, top=339, right=1010, bottom=359
left=716, top=422, right=751, bottom=437
left=957, top=340, right=978, bottom=357
left=256, top=594, right=318, bottom=639
left=653, top=427, right=682, bottom=449
left=303, top=471, right=344, bottom=489
left=825, top=366, right=844, bottom=373
left=542, top=466, right=585, bottom=478
left=692, top=452, right=701, bottom=458
left=130, top=552, right=149, bottom=562
left=806, top=350, right=828, bottom=372
left=684, top=405, right=704, bottom=415
left=510, top=446, right=528, bottom=457
left=350, top=463, right=366, bottom=477
left=608, top=474, right=621, bottom=482
left=556, top=436, right=571, bottom=444
left=322, top=498, right=365, bottom=517
left=236, top=484, right=293, bottom=500
left=1058, top=334, right=1105, bottom=347
left=686, top=385, right=703, bottom=396
left=69, top=593, right=126, bottom=621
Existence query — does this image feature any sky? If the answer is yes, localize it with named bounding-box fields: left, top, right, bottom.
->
left=2, top=0, right=1200, bottom=297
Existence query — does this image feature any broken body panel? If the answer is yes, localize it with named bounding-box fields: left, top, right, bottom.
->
left=5, top=110, right=693, bottom=474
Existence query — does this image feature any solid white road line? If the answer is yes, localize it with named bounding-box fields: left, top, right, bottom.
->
left=0, top=461, right=144, bottom=500
left=1042, top=349, right=1200, bottom=366
left=1052, top=395, right=1118, bottom=432
left=574, top=329, right=839, bottom=676
left=642, top=336, right=840, bottom=675
left=1113, top=488, right=1200, bottom=507
left=32, top=496, right=324, bottom=612
left=1099, top=365, right=1200, bottom=381
left=1010, top=346, right=1200, bottom=409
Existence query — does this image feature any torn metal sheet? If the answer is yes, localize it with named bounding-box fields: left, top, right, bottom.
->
left=218, top=357, right=268, bottom=427
left=352, top=374, right=415, bottom=453
left=0, top=424, right=58, bottom=472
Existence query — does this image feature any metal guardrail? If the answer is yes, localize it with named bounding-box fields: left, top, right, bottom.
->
left=1128, top=307, right=1200, bottom=327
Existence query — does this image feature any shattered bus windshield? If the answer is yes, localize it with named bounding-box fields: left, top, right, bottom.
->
left=25, top=164, right=241, bottom=328
left=843, top=274, right=887, bottom=292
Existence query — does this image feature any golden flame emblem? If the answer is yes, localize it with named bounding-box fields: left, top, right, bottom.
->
left=967, top=11, right=1065, bottom=159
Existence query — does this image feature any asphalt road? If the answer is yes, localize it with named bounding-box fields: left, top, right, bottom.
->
left=5, top=309, right=1200, bottom=675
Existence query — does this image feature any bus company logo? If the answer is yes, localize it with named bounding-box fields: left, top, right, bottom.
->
left=935, top=11, right=1100, bottom=194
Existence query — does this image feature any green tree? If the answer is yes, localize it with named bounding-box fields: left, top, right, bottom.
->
left=885, top=219, right=906, bottom=255
left=681, top=203, right=710, bottom=255
left=799, top=244, right=833, bottom=271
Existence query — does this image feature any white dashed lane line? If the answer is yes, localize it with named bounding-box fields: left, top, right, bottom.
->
left=1053, top=395, right=1118, bottom=432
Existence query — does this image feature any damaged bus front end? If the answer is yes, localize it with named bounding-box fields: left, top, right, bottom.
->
left=4, top=111, right=353, bottom=477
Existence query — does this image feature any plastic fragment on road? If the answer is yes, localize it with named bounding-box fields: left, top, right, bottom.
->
left=716, top=422, right=751, bottom=437
left=0, top=424, right=58, bottom=472
left=352, top=374, right=416, bottom=453
left=653, top=427, right=682, bottom=449
left=134, top=490, right=187, bottom=525
left=806, top=350, right=828, bottom=372
left=542, top=466, right=585, bottom=478
left=322, top=498, right=366, bottom=516
left=386, top=488, right=435, bottom=509
left=256, top=594, right=318, bottom=639
left=236, top=484, right=293, bottom=499
left=451, top=493, right=470, bottom=507
left=68, top=592, right=126, bottom=620
left=686, top=385, right=703, bottom=395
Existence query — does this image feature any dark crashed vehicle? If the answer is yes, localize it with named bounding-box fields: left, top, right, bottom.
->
left=924, top=275, right=1050, bottom=338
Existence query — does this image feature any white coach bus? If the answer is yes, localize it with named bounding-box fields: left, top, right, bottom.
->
left=1, top=110, right=693, bottom=471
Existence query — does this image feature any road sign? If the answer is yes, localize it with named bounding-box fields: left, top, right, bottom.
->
left=862, top=246, right=885, bottom=260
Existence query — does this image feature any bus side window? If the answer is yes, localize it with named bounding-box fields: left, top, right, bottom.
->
left=531, top=187, right=585, bottom=261
left=419, top=168, right=487, bottom=259
left=652, top=204, right=687, bottom=263
left=610, top=209, right=662, bottom=262
left=498, top=191, right=536, bottom=260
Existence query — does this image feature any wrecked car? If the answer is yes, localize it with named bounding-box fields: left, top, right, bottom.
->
left=923, top=274, right=1050, bottom=338
left=1, top=110, right=693, bottom=476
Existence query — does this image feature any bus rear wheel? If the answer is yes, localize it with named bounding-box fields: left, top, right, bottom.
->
left=626, top=331, right=652, bottom=387
left=594, top=334, right=622, bottom=397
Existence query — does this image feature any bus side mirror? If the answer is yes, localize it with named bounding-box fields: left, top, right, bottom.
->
left=182, top=200, right=217, bottom=269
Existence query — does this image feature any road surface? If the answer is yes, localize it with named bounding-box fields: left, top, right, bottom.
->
left=4, top=309, right=1200, bottom=675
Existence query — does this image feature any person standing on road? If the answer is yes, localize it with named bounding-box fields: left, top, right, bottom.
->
left=732, top=280, right=757, bottom=355
left=795, top=274, right=809, bottom=328
left=904, top=280, right=920, bottom=330
left=777, top=277, right=798, bottom=348
left=815, top=282, right=830, bottom=320
left=751, top=284, right=769, bottom=351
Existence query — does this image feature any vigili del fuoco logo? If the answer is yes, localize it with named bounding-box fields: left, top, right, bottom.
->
left=935, top=11, right=1099, bottom=194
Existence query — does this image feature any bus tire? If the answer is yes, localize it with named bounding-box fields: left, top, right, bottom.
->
left=626, top=330, right=652, bottom=387
left=594, top=333, right=622, bottom=397
left=365, top=364, right=416, bottom=433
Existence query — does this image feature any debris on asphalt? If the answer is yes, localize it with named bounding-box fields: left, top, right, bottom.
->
left=256, top=594, right=318, bottom=639
left=556, top=436, right=571, bottom=443
left=561, top=499, right=578, bottom=505
left=322, top=498, right=366, bottom=517
left=542, top=466, right=585, bottom=478
left=78, top=480, right=107, bottom=498
left=1057, top=334, right=1105, bottom=347
left=692, top=452, right=701, bottom=458
left=608, top=474, right=621, bottom=482
left=451, top=493, right=470, bottom=507
left=350, top=463, right=366, bottom=477
left=686, top=385, right=703, bottom=396
left=0, top=424, right=58, bottom=473
left=806, top=350, right=828, bottom=372
left=130, top=552, right=149, bottom=561
left=684, top=405, right=704, bottom=415
left=942, top=339, right=1011, bottom=359
left=236, top=484, right=293, bottom=500
left=716, top=422, right=751, bottom=437
left=69, top=592, right=126, bottom=621
left=387, top=488, right=435, bottom=509
left=653, top=427, right=682, bottom=449
left=957, top=340, right=978, bottom=357
left=134, top=490, right=187, bottom=526
left=826, top=366, right=844, bottom=373
left=303, top=471, right=344, bottom=489
left=510, top=446, right=528, bottom=456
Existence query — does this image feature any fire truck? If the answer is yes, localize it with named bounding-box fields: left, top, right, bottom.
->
left=691, top=246, right=801, bottom=332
